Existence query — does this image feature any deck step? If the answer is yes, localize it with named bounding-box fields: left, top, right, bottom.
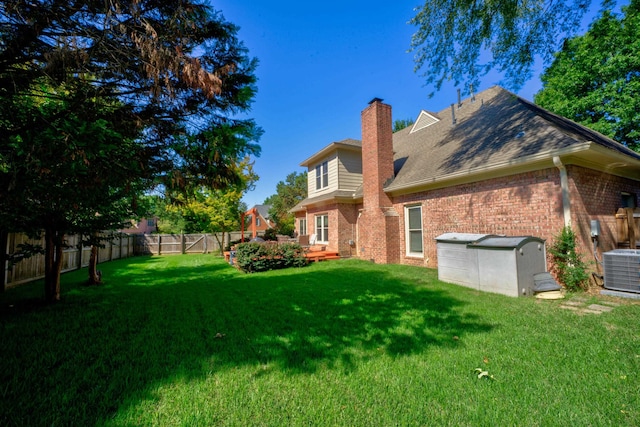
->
left=304, top=250, right=340, bottom=262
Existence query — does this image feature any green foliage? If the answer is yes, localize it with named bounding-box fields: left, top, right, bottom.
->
left=549, top=226, right=590, bottom=292
left=262, top=228, right=278, bottom=241
left=224, top=237, right=250, bottom=252
left=264, top=171, right=307, bottom=236
left=0, top=0, right=262, bottom=301
left=393, top=118, right=415, bottom=132
left=409, top=0, right=599, bottom=93
left=234, top=242, right=307, bottom=273
left=535, top=0, right=640, bottom=151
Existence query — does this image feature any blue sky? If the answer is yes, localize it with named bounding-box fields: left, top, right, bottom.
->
left=213, top=1, right=612, bottom=208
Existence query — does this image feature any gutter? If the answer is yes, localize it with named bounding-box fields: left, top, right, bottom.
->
left=385, top=143, right=592, bottom=195
left=553, top=156, right=572, bottom=227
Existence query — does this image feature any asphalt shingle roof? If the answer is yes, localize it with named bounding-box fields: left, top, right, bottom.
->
left=387, top=86, right=640, bottom=191
left=292, top=86, right=640, bottom=209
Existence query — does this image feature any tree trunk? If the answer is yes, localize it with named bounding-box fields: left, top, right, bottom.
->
left=44, top=228, right=63, bottom=302
left=87, top=245, right=102, bottom=285
left=213, top=232, right=225, bottom=256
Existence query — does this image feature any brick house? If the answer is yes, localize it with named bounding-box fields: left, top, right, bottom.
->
left=120, top=217, right=158, bottom=234
left=243, top=204, right=275, bottom=238
left=291, top=86, right=640, bottom=269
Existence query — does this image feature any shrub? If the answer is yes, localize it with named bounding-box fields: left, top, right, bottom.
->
left=263, top=228, right=278, bottom=241
left=224, top=237, right=250, bottom=252
left=235, top=242, right=307, bottom=273
left=549, top=226, right=589, bottom=292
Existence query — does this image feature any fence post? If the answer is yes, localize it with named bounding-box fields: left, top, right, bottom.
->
left=76, top=234, right=83, bottom=270
left=158, top=234, right=161, bottom=255
left=181, top=233, right=186, bottom=254
left=0, top=230, right=7, bottom=292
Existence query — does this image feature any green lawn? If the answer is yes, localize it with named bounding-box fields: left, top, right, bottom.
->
left=1, top=255, right=638, bottom=426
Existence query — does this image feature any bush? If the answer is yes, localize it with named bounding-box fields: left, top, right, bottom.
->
left=549, top=226, right=589, bottom=292
left=263, top=228, right=278, bottom=241
left=224, top=237, right=250, bottom=252
left=235, top=242, right=307, bottom=273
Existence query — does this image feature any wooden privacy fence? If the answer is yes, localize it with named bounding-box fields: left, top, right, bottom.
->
left=3, top=231, right=255, bottom=289
left=4, top=232, right=135, bottom=289
left=616, top=207, right=640, bottom=248
left=134, top=232, right=247, bottom=255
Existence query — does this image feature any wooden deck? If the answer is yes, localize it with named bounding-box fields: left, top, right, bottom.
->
left=303, top=249, right=340, bottom=262
left=224, top=247, right=340, bottom=264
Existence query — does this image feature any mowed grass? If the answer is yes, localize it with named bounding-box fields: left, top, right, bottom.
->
left=0, top=255, right=639, bottom=426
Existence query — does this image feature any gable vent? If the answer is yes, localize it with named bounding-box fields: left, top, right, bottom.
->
left=409, top=110, right=440, bottom=134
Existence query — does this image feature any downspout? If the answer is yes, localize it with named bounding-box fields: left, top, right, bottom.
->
left=553, top=156, right=572, bottom=227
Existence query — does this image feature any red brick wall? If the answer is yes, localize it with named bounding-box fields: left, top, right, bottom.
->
left=393, top=168, right=565, bottom=268
left=336, top=203, right=359, bottom=257
left=568, top=165, right=640, bottom=268
left=390, top=166, right=639, bottom=271
left=302, top=203, right=359, bottom=256
left=296, top=165, right=638, bottom=270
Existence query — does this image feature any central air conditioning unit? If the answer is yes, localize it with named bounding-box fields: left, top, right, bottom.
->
left=603, top=249, right=640, bottom=293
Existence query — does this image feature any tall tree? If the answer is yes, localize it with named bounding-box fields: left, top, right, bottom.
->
left=0, top=81, right=150, bottom=298
left=0, top=1, right=261, bottom=301
left=534, top=0, right=640, bottom=151
left=264, top=171, right=307, bottom=236
left=393, top=118, right=415, bottom=132
left=164, top=158, right=256, bottom=251
left=409, top=0, right=611, bottom=94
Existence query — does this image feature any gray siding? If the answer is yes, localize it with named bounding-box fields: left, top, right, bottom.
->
left=337, top=149, right=363, bottom=191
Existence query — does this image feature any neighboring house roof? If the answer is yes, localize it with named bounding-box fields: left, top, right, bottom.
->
left=254, top=204, right=272, bottom=221
left=293, top=86, right=640, bottom=210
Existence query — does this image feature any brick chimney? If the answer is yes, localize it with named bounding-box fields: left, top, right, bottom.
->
left=358, top=98, right=400, bottom=264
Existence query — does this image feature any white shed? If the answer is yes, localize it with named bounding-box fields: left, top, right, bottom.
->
left=467, top=236, right=547, bottom=297
left=435, top=233, right=494, bottom=290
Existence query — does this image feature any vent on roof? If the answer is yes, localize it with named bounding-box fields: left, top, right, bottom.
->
left=409, top=110, right=440, bottom=134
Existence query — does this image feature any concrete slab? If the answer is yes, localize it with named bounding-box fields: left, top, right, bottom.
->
left=562, top=300, right=583, bottom=307
left=586, top=304, right=614, bottom=313
left=599, top=301, right=621, bottom=307
left=601, top=289, right=640, bottom=300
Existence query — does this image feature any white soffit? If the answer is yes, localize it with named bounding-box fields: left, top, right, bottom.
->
left=410, top=110, right=440, bottom=134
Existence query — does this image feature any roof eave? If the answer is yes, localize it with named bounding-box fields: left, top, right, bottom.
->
left=385, top=143, right=593, bottom=195
left=300, top=142, right=361, bottom=167
left=289, top=192, right=361, bottom=213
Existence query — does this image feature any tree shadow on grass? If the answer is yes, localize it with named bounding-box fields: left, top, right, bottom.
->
left=0, top=257, right=494, bottom=425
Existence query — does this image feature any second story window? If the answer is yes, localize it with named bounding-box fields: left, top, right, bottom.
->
left=315, top=161, right=328, bottom=190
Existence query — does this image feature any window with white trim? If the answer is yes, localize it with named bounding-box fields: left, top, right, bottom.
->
left=299, top=218, right=307, bottom=236
left=315, top=214, right=329, bottom=243
left=405, top=205, right=423, bottom=256
left=315, top=161, right=328, bottom=190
